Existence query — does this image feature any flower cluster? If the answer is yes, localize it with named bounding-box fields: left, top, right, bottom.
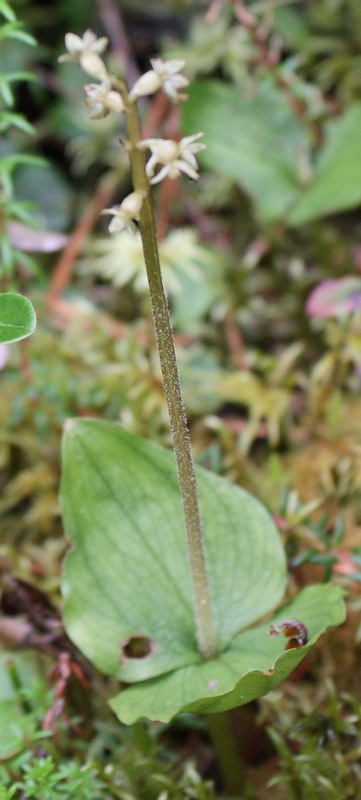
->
left=59, top=30, right=122, bottom=118
left=59, top=31, right=206, bottom=231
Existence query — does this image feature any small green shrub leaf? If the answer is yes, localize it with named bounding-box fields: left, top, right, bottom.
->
left=0, top=292, right=36, bottom=344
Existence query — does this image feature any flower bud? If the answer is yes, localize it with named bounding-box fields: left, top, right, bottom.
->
left=79, top=51, right=107, bottom=80
left=120, top=191, right=144, bottom=219
left=128, top=71, right=163, bottom=102
left=101, top=191, right=145, bottom=235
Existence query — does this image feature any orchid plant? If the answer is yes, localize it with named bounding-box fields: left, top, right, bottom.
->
left=59, top=30, right=345, bottom=787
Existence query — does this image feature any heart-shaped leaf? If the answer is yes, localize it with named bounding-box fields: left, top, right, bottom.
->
left=61, top=419, right=287, bottom=682
left=110, top=583, right=345, bottom=723
left=61, top=420, right=345, bottom=722
left=0, top=292, right=36, bottom=344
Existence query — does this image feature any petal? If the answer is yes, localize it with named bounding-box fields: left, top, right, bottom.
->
left=178, top=161, right=199, bottom=180
left=84, top=83, right=102, bottom=98
left=106, top=90, right=125, bottom=113
left=145, top=155, right=158, bottom=178
left=109, top=216, right=126, bottom=234
left=167, top=74, right=189, bottom=89
left=163, top=84, right=179, bottom=103
left=120, top=191, right=144, bottom=218
left=149, top=165, right=170, bottom=184
left=180, top=150, right=198, bottom=169
left=149, top=58, right=164, bottom=73
left=64, top=32, right=82, bottom=53
left=58, top=53, right=73, bottom=63
left=161, top=59, right=186, bottom=75
left=138, top=138, right=158, bottom=150
left=92, top=37, right=109, bottom=54
left=82, top=30, right=97, bottom=47
left=101, top=205, right=121, bottom=216
left=180, top=132, right=204, bottom=147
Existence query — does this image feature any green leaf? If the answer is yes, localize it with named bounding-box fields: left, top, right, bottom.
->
left=61, top=420, right=287, bottom=682
left=0, top=651, right=42, bottom=758
left=2, top=153, right=47, bottom=172
left=2, top=70, right=38, bottom=83
left=0, top=0, right=16, bottom=22
left=0, top=293, right=36, bottom=343
left=0, top=700, right=35, bottom=758
left=0, top=21, right=35, bottom=45
left=0, top=75, right=13, bottom=106
left=182, top=80, right=310, bottom=223
left=14, top=163, right=73, bottom=231
left=289, top=104, right=361, bottom=225
left=5, top=200, right=38, bottom=227
left=110, top=584, right=345, bottom=723
left=61, top=421, right=345, bottom=724
left=0, top=111, right=35, bottom=135
left=0, top=234, right=14, bottom=271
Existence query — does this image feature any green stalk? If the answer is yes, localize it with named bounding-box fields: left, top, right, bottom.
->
left=206, top=712, right=246, bottom=797
left=124, top=98, right=218, bottom=661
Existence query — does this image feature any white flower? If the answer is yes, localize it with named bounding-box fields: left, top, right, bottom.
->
left=59, top=30, right=108, bottom=60
left=128, top=58, right=189, bottom=103
left=101, top=191, right=144, bottom=235
left=84, top=81, right=124, bottom=119
left=138, top=133, right=206, bottom=184
left=58, top=30, right=108, bottom=80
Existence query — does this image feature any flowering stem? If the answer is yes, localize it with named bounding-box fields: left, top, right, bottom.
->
left=206, top=712, right=246, bottom=795
left=125, top=98, right=218, bottom=661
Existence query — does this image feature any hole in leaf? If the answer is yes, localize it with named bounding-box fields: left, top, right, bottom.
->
left=269, top=619, right=308, bottom=649
left=120, top=634, right=155, bottom=661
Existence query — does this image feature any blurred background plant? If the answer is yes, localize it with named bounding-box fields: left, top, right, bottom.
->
left=1, top=0, right=361, bottom=796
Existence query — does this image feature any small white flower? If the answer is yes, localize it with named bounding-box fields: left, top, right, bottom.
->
left=101, top=191, right=144, bottom=235
left=138, top=133, right=206, bottom=184
left=84, top=81, right=124, bottom=119
left=58, top=30, right=108, bottom=80
left=129, top=58, right=189, bottom=103
left=59, top=30, right=108, bottom=60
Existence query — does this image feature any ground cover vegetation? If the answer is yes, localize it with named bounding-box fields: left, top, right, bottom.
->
left=1, top=0, right=361, bottom=797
